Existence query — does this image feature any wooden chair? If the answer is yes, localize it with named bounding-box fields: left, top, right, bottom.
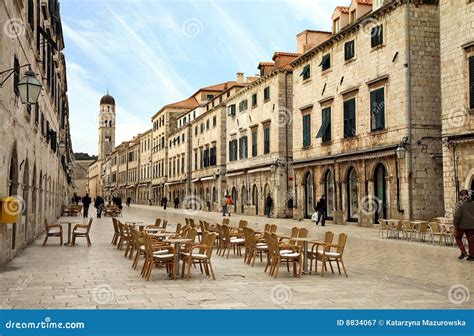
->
left=401, top=220, right=414, bottom=241
left=180, top=232, right=217, bottom=280
left=244, top=227, right=268, bottom=266
left=72, top=218, right=93, bottom=247
left=117, top=221, right=130, bottom=250
left=428, top=222, right=444, bottom=245
left=280, top=227, right=299, bottom=245
left=130, top=226, right=145, bottom=269
left=111, top=218, right=120, bottom=245
left=123, top=224, right=134, bottom=257
left=378, top=219, right=390, bottom=238
left=42, top=219, right=63, bottom=246
left=412, top=222, right=430, bottom=242
left=219, top=225, right=244, bottom=258
left=269, top=224, right=277, bottom=233
left=238, top=220, right=248, bottom=229
left=265, top=232, right=301, bottom=278
left=222, top=218, right=230, bottom=225
left=308, top=231, right=334, bottom=273
left=141, top=233, right=175, bottom=281
left=61, top=205, right=71, bottom=216
left=315, top=233, right=348, bottom=277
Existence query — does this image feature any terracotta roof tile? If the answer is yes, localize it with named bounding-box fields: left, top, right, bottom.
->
left=272, top=52, right=301, bottom=59
left=164, top=96, right=198, bottom=110
left=336, top=6, right=350, bottom=13
left=355, top=0, right=372, bottom=4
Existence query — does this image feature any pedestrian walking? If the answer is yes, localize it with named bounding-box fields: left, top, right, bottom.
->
left=126, top=196, right=132, bottom=207
left=95, top=196, right=105, bottom=218
left=81, top=193, right=91, bottom=218
left=174, top=196, right=180, bottom=209
left=315, top=195, right=327, bottom=226
left=265, top=194, right=273, bottom=218
left=453, top=190, right=474, bottom=261
left=222, top=195, right=228, bottom=216
left=162, top=196, right=168, bottom=210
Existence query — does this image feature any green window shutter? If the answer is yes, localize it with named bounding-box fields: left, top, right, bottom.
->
left=344, top=99, right=356, bottom=138
left=302, top=114, right=311, bottom=147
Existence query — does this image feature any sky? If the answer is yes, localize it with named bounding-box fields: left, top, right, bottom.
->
left=61, top=0, right=335, bottom=155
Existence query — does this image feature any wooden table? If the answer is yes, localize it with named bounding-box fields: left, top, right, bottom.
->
left=165, top=238, right=192, bottom=276
left=126, top=221, right=146, bottom=231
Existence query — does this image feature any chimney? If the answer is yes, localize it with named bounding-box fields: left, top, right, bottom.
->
left=236, top=72, right=244, bottom=84
left=296, top=30, right=332, bottom=54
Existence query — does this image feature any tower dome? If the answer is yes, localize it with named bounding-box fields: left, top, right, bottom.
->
left=100, top=93, right=115, bottom=106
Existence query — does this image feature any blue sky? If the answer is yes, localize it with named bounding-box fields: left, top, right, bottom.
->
left=62, top=0, right=335, bottom=155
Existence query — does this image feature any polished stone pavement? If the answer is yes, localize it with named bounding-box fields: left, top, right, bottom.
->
left=0, top=205, right=472, bottom=309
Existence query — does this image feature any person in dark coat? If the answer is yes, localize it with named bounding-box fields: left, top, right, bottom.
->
left=265, top=195, right=273, bottom=218
left=174, top=196, right=180, bottom=209
left=454, top=190, right=474, bottom=260
left=95, top=196, right=105, bottom=218
left=82, top=193, right=91, bottom=218
left=126, top=196, right=132, bottom=207
left=117, top=197, right=123, bottom=210
left=315, top=195, right=327, bottom=226
left=162, top=196, right=168, bottom=210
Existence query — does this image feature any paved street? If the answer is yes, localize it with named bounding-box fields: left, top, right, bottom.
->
left=0, top=205, right=472, bottom=309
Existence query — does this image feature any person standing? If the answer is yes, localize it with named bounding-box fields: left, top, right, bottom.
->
left=82, top=193, right=91, bottom=218
left=174, top=196, right=180, bottom=209
left=453, top=190, right=474, bottom=260
left=226, top=195, right=233, bottom=217
left=95, top=196, right=105, bottom=218
left=162, top=196, right=168, bottom=210
left=126, top=196, right=132, bottom=207
left=265, top=194, right=273, bottom=218
left=315, top=195, right=327, bottom=226
left=222, top=195, right=228, bottom=216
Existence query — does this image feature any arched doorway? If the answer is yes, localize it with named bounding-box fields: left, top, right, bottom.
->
left=252, top=185, right=259, bottom=215
left=8, top=144, right=19, bottom=250
left=304, top=172, right=314, bottom=219
left=241, top=185, right=247, bottom=213
left=347, top=167, right=359, bottom=222
left=231, top=187, right=238, bottom=213
left=324, top=170, right=335, bottom=219
left=374, top=164, right=388, bottom=223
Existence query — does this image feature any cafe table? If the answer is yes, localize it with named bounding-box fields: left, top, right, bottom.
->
left=60, top=221, right=79, bottom=246
left=125, top=221, right=146, bottom=231
left=164, top=238, right=192, bottom=276
left=291, top=237, right=315, bottom=274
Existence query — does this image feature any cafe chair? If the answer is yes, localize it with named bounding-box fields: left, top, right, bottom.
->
left=72, top=218, right=93, bottom=247
left=316, top=233, right=348, bottom=278
left=42, top=219, right=63, bottom=246
left=180, top=232, right=217, bottom=280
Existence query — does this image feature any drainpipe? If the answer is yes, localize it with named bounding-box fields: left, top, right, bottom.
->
left=405, top=0, right=414, bottom=219
left=284, top=72, right=290, bottom=216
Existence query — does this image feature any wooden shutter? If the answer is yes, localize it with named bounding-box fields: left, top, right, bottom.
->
left=303, top=114, right=311, bottom=147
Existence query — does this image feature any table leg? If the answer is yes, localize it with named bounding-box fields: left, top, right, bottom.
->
left=175, top=242, right=180, bottom=276
left=302, top=241, right=308, bottom=274
left=64, top=223, right=72, bottom=246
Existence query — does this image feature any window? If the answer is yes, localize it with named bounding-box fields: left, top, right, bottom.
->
left=316, top=107, right=331, bottom=142
left=251, top=93, right=257, bottom=108
left=263, top=127, right=270, bottom=154
left=200, top=123, right=204, bottom=133
left=350, top=10, right=356, bottom=23
left=470, top=56, right=474, bottom=109
left=210, top=147, right=216, bottom=166
left=370, top=88, right=385, bottom=131
left=13, top=56, right=20, bottom=96
left=345, top=40, right=355, bottom=61
left=206, top=119, right=210, bottom=130
left=301, top=64, right=311, bottom=81
left=213, top=116, right=217, bottom=127
left=34, top=104, right=39, bottom=126
left=302, top=113, right=311, bottom=147
left=320, top=54, right=331, bottom=71
left=195, top=127, right=198, bottom=136
left=229, top=139, right=238, bottom=161
left=344, top=98, right=356, bottom=138
left=228, top=104, right=236, bottom=116
left=239, top=136, right=248, bottom=159
left=203, top=148, right=210, bottom=168
left=263, top=87, right=270, bottom=102
left=239, top=99, right=248, bottom=112
left=333, top=18, right=340, bottom=34
left=371, top=25, right=383, bottom=48
left=194, top=152, right=198, bottom=170
left=251, top=130, right=257, bottom=157
left=28, top=0, right=34, bottom=31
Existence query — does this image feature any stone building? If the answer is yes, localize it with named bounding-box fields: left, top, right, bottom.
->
left=87, top=160, right=100, bottom=199
left=225, top=55, right=297, bottom=218
left=291, top=0, right=444, bottom=225
left=0, top=0, right=74, bottom=264
left=191, top=80, right=247, bottom=212
left=74, top=159, right=94, bottom=197
left=137, top=129, right=152, bottom=205
left=439, top=0, right=474, bottom=217
left=125, top=137, right=139, bottom=202
left=116, top=141, right=129, bottom=199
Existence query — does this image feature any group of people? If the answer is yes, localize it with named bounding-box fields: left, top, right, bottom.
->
left=74, top=193, right=124, bottom=219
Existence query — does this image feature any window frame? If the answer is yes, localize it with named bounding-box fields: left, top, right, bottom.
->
left=370, top=87, right=385, bottom=131
left=343, top=98, right=356, bottom=138
left=371, top=25, right=384, bottom=48
left=302, top=113, right=311, bottom=147
left=344, top=40, right=355, bottom=61
left=263, top=127, right=270, bottom=154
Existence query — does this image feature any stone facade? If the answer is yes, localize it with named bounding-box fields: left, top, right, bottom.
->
left=291, top=1, right=444, bottom=224
left=225, top=58, right=296, bottom=218
left=439, top=0, right=474, bottom=217
left=74, top=160, right=94, bottom=197
left=0, top=0, right=74, bottom=264
left=137, top=129, right=152, bottom=205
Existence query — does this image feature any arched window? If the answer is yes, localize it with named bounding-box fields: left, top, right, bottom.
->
left=347, top=167, right=359, bottom=221
left=252, top=185, right=258, bottom=205
left=324, top=170, right=334, bottom=218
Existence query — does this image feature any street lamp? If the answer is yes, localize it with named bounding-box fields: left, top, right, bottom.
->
left=58, top=141, right=66, bottom=156
left=395, top=138, right=408, bottom=160
left=17, top=68, right=42, bottom=105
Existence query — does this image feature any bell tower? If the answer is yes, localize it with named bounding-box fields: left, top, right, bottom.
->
left=98, top=91, right=116, bottom=161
